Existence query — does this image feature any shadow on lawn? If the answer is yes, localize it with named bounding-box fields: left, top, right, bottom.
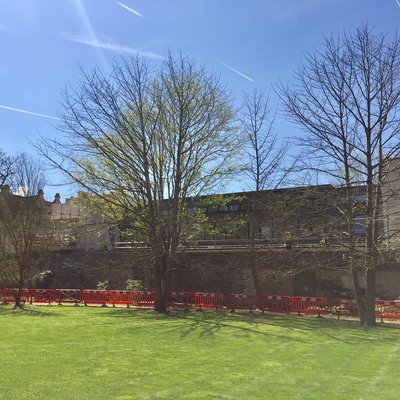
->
left=0, top=304, right=61, bottom=317
left=105, top=307, right=400, bottom=344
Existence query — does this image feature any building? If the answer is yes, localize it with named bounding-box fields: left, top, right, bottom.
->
left=2, top=181, right=400, bottom=299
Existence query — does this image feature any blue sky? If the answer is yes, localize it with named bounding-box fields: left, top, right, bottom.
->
left=0, top=0, right=399, bottom=198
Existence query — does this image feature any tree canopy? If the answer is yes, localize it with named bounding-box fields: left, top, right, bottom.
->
left=39, top=53, right=239, bottom=312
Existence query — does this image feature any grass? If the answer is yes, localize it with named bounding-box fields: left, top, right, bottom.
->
left=0, top=306, right=399, bottom=400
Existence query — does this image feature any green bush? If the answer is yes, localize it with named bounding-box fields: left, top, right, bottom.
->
left=32, top=270, right=53, bottom=287
left=96, top=280, right=109, bottom=291
left=125, top=279, right=143, bottom=291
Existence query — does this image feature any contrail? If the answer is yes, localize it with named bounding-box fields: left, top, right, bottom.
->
left=114, top=1, right=143, bottom=17
left=0, top=105, right=59, bottom=120
left=67, top=35, right=163, bottom=59
left=215, top=58, right=254, bottom=82
left=396, top=0, right=400, bottom=7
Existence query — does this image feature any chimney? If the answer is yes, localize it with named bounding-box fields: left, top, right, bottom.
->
left=53, top=193, right=61, bottom=204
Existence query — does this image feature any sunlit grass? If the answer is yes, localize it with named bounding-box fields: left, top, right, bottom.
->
left=0, top=305, right=399, bottom=399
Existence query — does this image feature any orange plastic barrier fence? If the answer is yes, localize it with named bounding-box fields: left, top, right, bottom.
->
left=81, top=290, right=108, bottom=306
left=168, top=292, right=194, bottom=309
left=375, top=300, right=400, bottom=320
left=226, top=293, right=257, bottom=311
left=29, top=289, right=56, bottom=304
left=291, top=296, right=328, bottom=315
left=0, top=288, right=30, bottom=304
left=2, top=287, right=400, bottom=321
left=108, top=290, right=134, bottom=307
left=56, top=289, right=81, bottom=305
left=135, top=291, right=155, bottom=307
left=194, top=292, right=224, bottom=310
left=258, top=295, right=290, bottom=313
left=329, top=298, right=358, bottom=317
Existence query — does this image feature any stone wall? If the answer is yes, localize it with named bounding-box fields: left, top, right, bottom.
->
left=44, top=248, right=400, bottom=299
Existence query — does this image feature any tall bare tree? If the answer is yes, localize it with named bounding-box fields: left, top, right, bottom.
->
left=241, top=90, right=290, bottom=295
left=38, top=54, right=238, bottom=312
left=0, top=154, right=51, bottom=308
left=278, top=25, right=400, bottom=325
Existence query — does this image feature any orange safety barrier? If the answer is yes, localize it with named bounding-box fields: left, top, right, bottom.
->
left=329, top=298, right=358, bottom=317
left=135, top=291, right=155, bottom=307
left=108, top=290, right=134, bottom=307
left=81, top=290, right=108, bottom=306
left=29, top=289, right=56, bottom=305
left=194, top=292, right=224, bottom=310
left=3, top=287, right=400, bottom=323
left=291, top=296, right=328, bottom=315
left=168, top=292, right=194, bottom=309
left=56, top=289, right=81, bottom=305
left=375, top=300, right=400, bottom=320
left=0, top=288, right=30, bottom=304
left=258, top=295, right=290, bottom=313
left=226, top=293, right=257, bottom=312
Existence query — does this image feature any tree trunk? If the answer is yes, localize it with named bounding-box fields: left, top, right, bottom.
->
left=14, top=285, right=23, bottom=310
left=364, top=269, right=376, bottom=326
left=248, top=199, right=261, bottom=296
left=249, top=248, right=261, bottom=296
left=153, top=254, right=169, bottom=313
left=351, top=269, right=365, bottom=325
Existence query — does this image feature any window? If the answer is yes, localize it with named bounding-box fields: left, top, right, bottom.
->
left=261, top=224, right=272, bottom=238
left=187, top=207, right=196, bottom=215
left=229, top=204, right=240, bottom=212
left=353, top=214, right=366, bottom=236
left=354, top=195, right=367, bottom=203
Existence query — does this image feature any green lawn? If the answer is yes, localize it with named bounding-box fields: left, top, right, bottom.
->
left=0, top=306, right=399, bottom=400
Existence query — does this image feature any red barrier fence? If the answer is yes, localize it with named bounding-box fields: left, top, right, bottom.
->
left=0, top=288, right=30, bottom=304
left=329, top=298, right=358, bottom=317
left=258, top=295, right=291, bottom=313
left=226, top=294, right=257, bottom=312
left=29, top=289, right=56, bottom=305
left=195, top=292, right=224, bottom=310
left=135, top=291, right=155, bottom=307
left=81, top=290, right=108, bottom=306
left=108, top=290, right=134, bottom=307
left=375, top=300, right=400, bottom=320
left=291, top=296, right=328, bottom=315
left=56, top=289, right=81, bottom=305
left=169, top=292, right=194, bottom=309
left=2, top=288, right=400, bottom=321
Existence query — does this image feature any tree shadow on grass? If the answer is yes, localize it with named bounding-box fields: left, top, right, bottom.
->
left=0, top=304, right=61, bottom=317
left=105, top=307, right=400, bottom=344
left=105, top=308, right=309, bottom=341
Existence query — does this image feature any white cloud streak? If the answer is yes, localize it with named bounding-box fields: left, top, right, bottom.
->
left=0, top=105, right=59, bottom=120
left=114, top=1, right=143, bottom=17
left=396, top=0, right=400, bottom=8
left=66, top=34, right=163, bottom=60
left=215, top=59, right=254, bottom=82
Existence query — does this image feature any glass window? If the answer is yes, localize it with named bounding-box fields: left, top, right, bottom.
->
left=354, top=195, right=367, bottom=203
left=353, top=214, right=366, bottom=236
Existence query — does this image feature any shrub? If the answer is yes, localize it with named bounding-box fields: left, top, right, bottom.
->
left=96, top=280, right=109, bottom=291
left=125, top=279, right=143, bottom=291
left=32, top=270, right=53, bottom=287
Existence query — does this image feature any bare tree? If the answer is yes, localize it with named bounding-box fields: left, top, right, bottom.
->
left=37, top=54, right=238, bottom=313
left=0, top=150, right=14, bottom=188
left=0, top=154, right=53, bottom=308
left=241, top=89, right=290, bottom=295
left=278, top=25, right=400, bottom=325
